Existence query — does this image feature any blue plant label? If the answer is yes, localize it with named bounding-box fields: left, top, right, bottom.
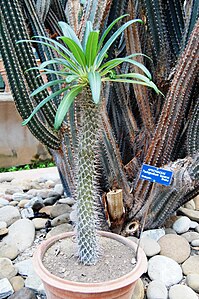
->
left=140, top=164, right=173, bottom=186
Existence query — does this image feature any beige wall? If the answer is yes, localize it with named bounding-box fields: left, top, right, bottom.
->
left=0, top=93, right=50, bottom=168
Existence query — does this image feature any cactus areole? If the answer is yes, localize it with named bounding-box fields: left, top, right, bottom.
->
left=18, top=15, right=161, bottom=265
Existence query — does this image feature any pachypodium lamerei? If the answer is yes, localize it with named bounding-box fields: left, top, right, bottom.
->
left=18, top=15, right=161, bottom=264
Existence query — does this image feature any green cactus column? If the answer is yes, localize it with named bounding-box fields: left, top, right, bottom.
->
left=76, top=89, right=100, bottom=265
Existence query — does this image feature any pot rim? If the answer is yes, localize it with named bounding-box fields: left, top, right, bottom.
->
left=33, top=230, right=147, bottom=293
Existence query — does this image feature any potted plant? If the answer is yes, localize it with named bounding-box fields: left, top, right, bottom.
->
left=18, top=15, right=161, bottom=298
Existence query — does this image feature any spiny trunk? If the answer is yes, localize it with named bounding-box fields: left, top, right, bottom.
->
left=76, top=89, right=100, bottom=265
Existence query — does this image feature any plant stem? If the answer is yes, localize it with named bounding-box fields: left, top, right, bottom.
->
left=76, top=89, right=100, bottom=265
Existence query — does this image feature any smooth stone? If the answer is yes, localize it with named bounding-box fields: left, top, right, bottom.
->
left=11, top=177, right=31, bottom=192
left=186, top=273, right=199, bottom=292
left=178, top=207, right=199, bottom=222
left=190, top=221, right=198, bottom=229
left=50, top=204, right=72, bottom=218
left=148, top=255, right=183, bottom=287
left=146, top=280, right=168, bottom=299
left=18, top=200, right=30, bottom=208
left=53, top=184, right=64, bottom=195
left=45, top=180, right=56, bottom=188
left=140, top=237, right=161, bottom=257
left=0, top=198, right=9, bottom=206
left=0, top=206, right=21, bottom=227
left=36, top=189, right=54, bottom=199
left=24, top=196, right=44, bottom=211
left=46, top=223, right=73, bottom=239
left=0, top=243, right=19, bottom=260
left=182, top=256, right=199, bottom=275
left=15, top=259, right=34, bottom=277
left=43, top=195, right=60, bottom=206
left=36, top=177, right=47, bottom=183
left=0, top=176, right=14, bottom=183
left=9, top=201, right=18, bottom=206
left=9, top=276, right=25, bottom=292
left=26, top=189, right=39, bottom=197
left=51, top=213, right=71, bottom=226
left=39, top=189, right=61, bottom=198
left=193, top=195, right=199, bottom=210
left=0, top=228, right=8, bottom=236
left=181, top=231, right=199, bottom=242
left=131, top=278, right=144, bottom=299
left=0, top=258, right=17, bottom=279
left=58, top=197, right=75, bottom=205
left=195, top=225, right=199, bottom=233
left=158, top=234, right=190, bottom=263
left=172, top=216, right=191, bottom=234
left=169, top=284, right=197, bottom=299
left=21, top=208, right=34, bottom=219
left=32, top=218, right=48, bottom=230
left=7, top=287, right=37, bottom=299
left=191, top=239, right=199, bottom=246
left=28, top=182, right=42, bottom=190
left=3, top=219, right=35, bottom=252
left=5, top=188, right=23, bottom=195
left=12, top=193, right=31, bottom=201
left=184, top=199, right=195, bottom=210
left=0, top=278, right=14, bottom=299
left=141, top=228, right=165, bottom=241
left=39, top=205, right=52, bottom=215
left=25, top=274, right=43, bottom=292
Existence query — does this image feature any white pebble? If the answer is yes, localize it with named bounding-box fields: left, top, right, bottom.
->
left=173, top=216, right=191, bottom=234
left=148, top=255, right=183, bottom=287
left=147, top=280, right=168, bottom=299
left=191, top=239, right=199, bottom=247
left=169, top=284, right=197, bottom=299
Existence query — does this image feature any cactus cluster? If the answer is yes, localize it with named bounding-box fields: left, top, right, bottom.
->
left=0, top=0, right=198, bottom=243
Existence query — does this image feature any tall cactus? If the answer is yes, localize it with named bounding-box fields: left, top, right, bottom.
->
left=76, top=92, right=100, bottom=264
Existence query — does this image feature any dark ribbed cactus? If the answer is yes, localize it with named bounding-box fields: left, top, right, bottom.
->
left=1, top=0, right=198, bottom=239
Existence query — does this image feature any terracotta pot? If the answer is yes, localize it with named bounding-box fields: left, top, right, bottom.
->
left=33, top=231, right=147, bottom=299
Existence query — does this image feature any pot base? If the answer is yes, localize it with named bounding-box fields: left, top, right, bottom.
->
left=33, top=231, right=147, bottom=299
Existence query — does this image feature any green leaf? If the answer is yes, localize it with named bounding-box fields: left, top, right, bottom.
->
left=100, top=57, right=152, bottom=79
left=22, top=87, right=69, bottom=126
left=103, top=78, right=161, bottom=94
left=58, top=22, right=83, bottom=50
left=95, top=19, right=143, bottom=68
left=17, top=39, right=78, bottom=72
left=115, top=73, right=160, bottom=93
left=35, top=70, right=71, bottom=79
left=54, top=85, right=83, bottom=130
left=99, top=53, right=151, bottom=72
left=85, top=31, right=99, bottom=68
left=82, top=21, right=93, bottom=51
left=32, top=36, right=82, bottom=70
left=88, top=71, right=101, bottom=104
left=30, top=79, right=65, bottom=97
left=97, top=14, right=129, bottom=51
left=125, top=59, right=152, bottom=79
left=59, top=37, right=86, bottom=68
left=65, top=75, right=79, bottom=83
left=37, top=68, right=72, bottom=77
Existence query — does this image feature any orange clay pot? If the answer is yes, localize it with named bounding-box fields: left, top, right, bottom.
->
left=33, top=231, right=147, bottom=299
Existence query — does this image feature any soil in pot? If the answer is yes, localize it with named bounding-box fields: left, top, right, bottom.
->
left=42, top=236, right=137, bottom=283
